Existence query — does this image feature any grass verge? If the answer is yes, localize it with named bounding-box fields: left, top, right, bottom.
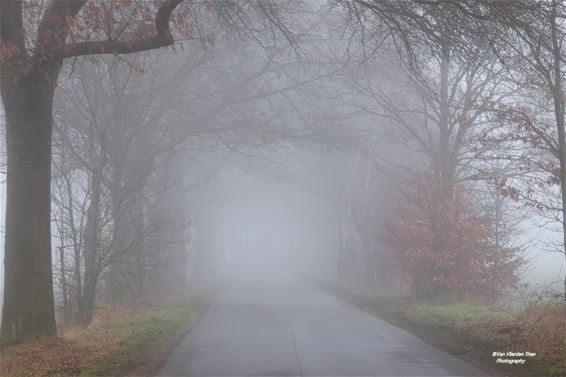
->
left=0, top=292, right=213, bottom=377
left=327, top=283, right=565, bottom=377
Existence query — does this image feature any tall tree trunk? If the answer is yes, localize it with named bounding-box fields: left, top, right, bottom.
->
left=64, top=175, right=83, bottom=324
left=0, top=70, right=58, bottom=345
left=78, top=170, right=101, bottom=326
left=106, top=165, right=127, bottom=301
left=437, top=43, right=453, bottom=200
left=58, top=246, right=70, bottom=326
left=130, top=195, right=146, bottom=298
left=549, top=2, right=566, bottom=312
left=150, top=153, right=188, bottom=292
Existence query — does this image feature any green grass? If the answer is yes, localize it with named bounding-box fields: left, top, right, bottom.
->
left=0, top=295, right=210, bottom=377
left=326, top=283, right=558, bottom=377
left=135, top=300, right=195, bottom=343
left=78, top=298, right=196, bottom=376
left=405, top=302, right=516, bottom=326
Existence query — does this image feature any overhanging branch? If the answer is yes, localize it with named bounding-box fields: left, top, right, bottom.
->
left=45, top=0, right=183, bottom=61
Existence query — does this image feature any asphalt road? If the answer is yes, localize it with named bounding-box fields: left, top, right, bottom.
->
left=158, top=279, right=486, bottom=377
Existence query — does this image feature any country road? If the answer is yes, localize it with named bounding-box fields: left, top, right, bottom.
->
left=158, top=279, right=487, bottom=377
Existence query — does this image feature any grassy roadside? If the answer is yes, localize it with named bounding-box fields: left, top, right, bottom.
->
left=0, top=291, right=213, bottom=377
left=327, top=283, right=565, bottom=377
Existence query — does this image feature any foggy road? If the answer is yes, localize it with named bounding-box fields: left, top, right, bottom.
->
left=158, top=279, right=486, bottom=377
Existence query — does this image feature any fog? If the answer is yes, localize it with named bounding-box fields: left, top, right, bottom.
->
left=187, top=154, right=342, bottom=285
left=0, top=147, right=562, bottom=296
left=185, top=151, right=566, bottom=290
left=1, top=3, right=565, bottom=368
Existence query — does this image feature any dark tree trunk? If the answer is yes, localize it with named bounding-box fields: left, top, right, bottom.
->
left=78, top=170, right=102, bottom=326
left=106, top=166, right=127, bottom=301
left=58, top=246, right=70, bottom=326
left=0, top=70, right=58, bottom=345
left=437, top=43, right=453, bottom=200
left=546, top=1, right=566, bottom=314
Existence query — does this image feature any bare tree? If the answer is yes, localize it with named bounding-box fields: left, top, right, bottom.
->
left=0, top=0, right=302, bottom=344
left=0, top=0, right=184, bottom=344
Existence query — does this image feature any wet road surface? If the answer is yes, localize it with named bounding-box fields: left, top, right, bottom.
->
left=158, top=279, right=486, bottom=377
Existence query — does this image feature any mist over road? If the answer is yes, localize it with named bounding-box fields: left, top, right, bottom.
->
left=158, top=279, right=486, bottom=377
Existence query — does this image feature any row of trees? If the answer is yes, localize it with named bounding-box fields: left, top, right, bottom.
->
left=46, top=14, right=329, bottom=328
left=1, top=0, right=189, bottom=345
left=333, top=0, right=565, bottom=304
left=0, top=0, right=310, bottom=345
left=51, top=55, right=194, bottom=325
left=0, top=0, right=564, bottom=345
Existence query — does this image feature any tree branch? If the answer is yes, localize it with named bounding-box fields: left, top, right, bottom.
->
left=46, top=0, right=183, bottom=61
left=0, top=0, right=28, bottom=71
left=0, top=0, right=25, bottom=50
